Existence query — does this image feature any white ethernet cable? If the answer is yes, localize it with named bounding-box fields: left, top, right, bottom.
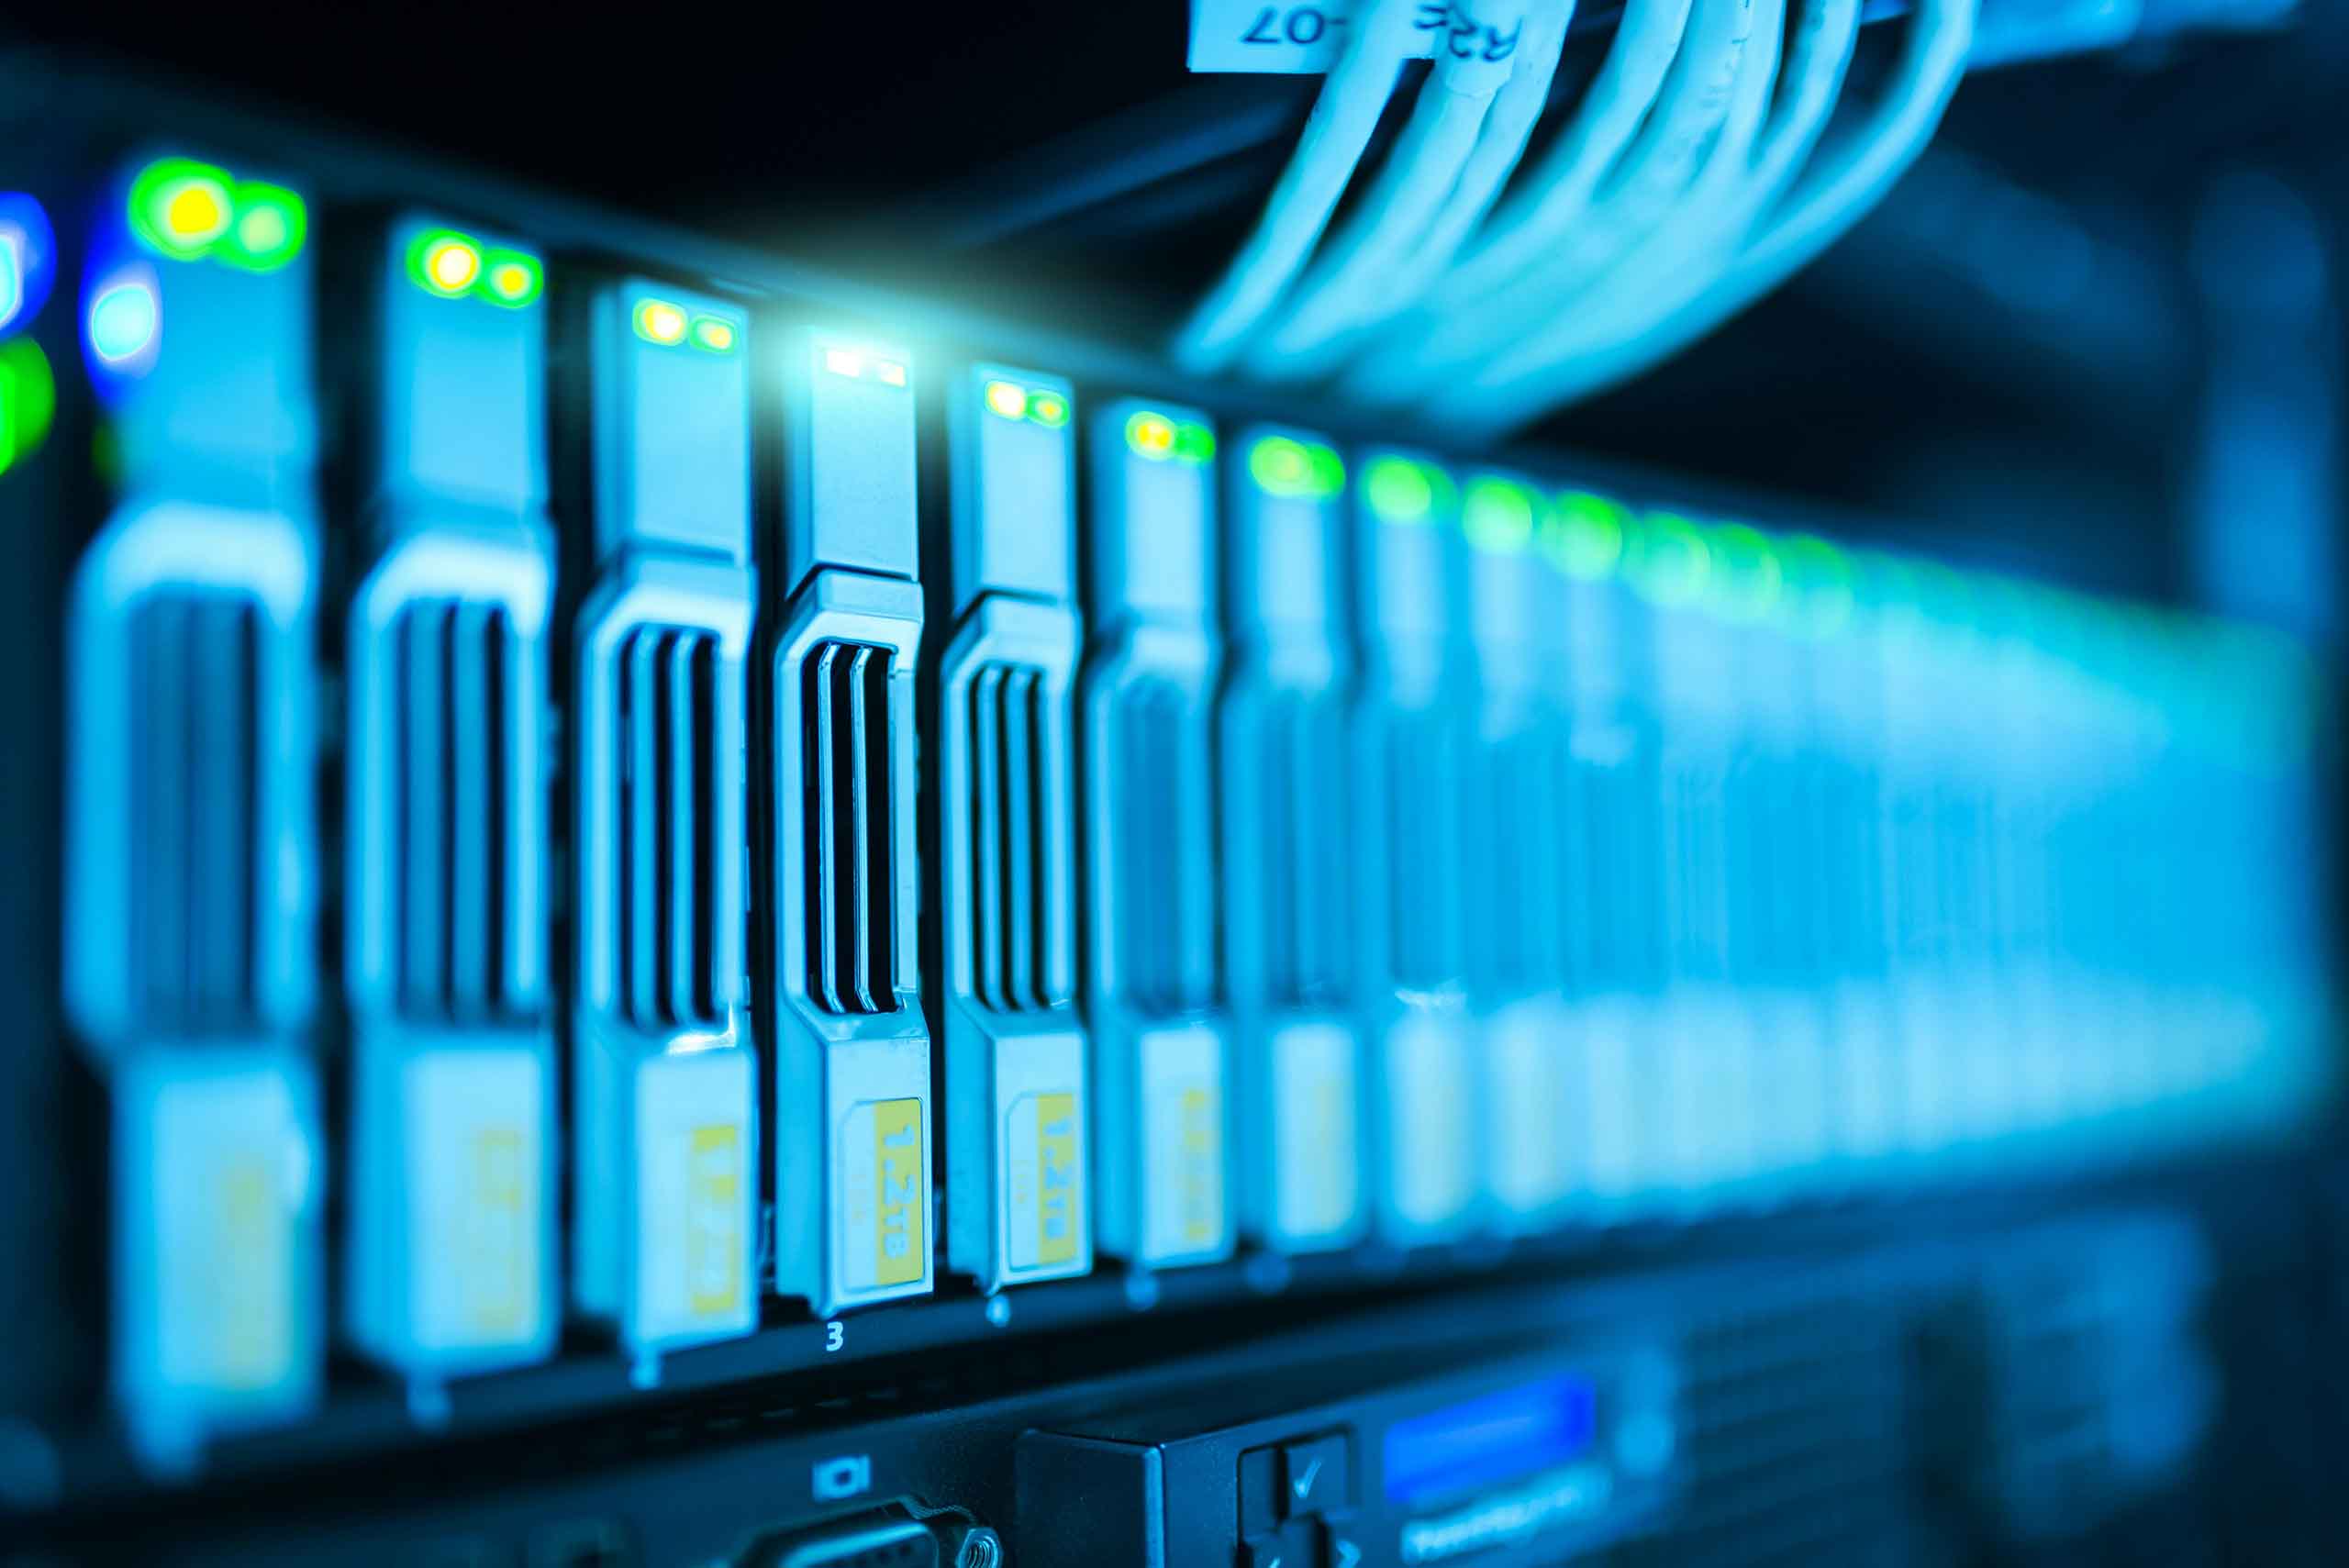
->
left=1323, top=0, right=1697, bottom=405
left=1249, top=0, right=1559, bottom=376
left=1432, top=0, right=1979, bottom=432
left=1466, top=0, right=1854, bottom=401
left=1436, top=0, right=1698, bottom=306
left=1343, top=0, right=1749, bottom=404
left=1501, top=0, right=1765, bottom=317
left=1173, top=0, right=1430, bottom=374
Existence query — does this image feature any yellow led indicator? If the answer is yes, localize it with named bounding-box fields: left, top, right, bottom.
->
left=874, top=360, right=907, bottom=387
left=166, top=184, right=226, bottom=245
left=469, top=1128, right=529, bottom=1333
left=873, top=1098, right=925, bottom=1287
left=1126, top=409, right=1177, bottom=460
left=984, top=378, right=1029, bottom=419
left=1034, top=1093, right=1080, bottom=1268
left=480, top=250, right=543, bottom=307
left=432, top=242, right=477, bottom=292
left=688, top=316, right=736, bottom=353
left=823, top=345, right=865, bottom=379
left=685, top=1124, right=743, bottom=1318
left=635, top=298, right=688, bottom=346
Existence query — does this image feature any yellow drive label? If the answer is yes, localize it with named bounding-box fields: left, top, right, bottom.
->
left=873, top=1098, right=926, bottom=1286
left=1034, top=1092, right=1081, bottom=1267
left=1180, top=1086, right=1219, bottom=1247
left=686, top=1124, right=743, bottom=1318
left=469, top=1129, right=528, bottom=1333
left=216, top=1154, right=286, bottom=1389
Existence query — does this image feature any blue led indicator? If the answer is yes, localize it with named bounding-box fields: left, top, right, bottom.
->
left=87, top=269, right=161, bottom=374
left=0, top=192, right=56, bottom=337
left=1383, top=1374, right=1599, bottom=1505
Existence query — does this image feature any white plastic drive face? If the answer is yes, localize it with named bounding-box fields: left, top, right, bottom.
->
left=1575, top=995, right=1651, bottom=1207
left=1138, top=1022, right=1232, bottom=1266
left=1485, top=998, right=1574, bottom=1224
left=1831, top=983, right=1902, bottom=1164
left=1268, top=1019, right=1363, bottom=1250
left=580, top=1044, right=758, bottom=1351
left=1749, top=992, right=1832, bottom=1185
left=1379, top=1012, right=1483, bottom=1239
left=1659, top=985, right=1759, bottom=1194
left=351, top=1040, right=552, bottom=1374
left=115, top=1049, right=321, bottom=1462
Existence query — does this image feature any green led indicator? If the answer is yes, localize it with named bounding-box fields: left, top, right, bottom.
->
left=1308, top=443, right=1343, bottom=495
left=1706, top=522, right=1782, bottom=620
left=0, top=338, right=56, bottom=478
left=1364, top=455, right=1434, bottom=523
left=215, top=182, right=307, bottom=272
left=1250, top=435, right=1309, bottom=496
left=1173, top=420, right=1215, bottom=463
left=1463, top=477, right=1537, bottom=554
left=1628, top=512, right=1709, bottom=606
left=688, top=315, right=738, bottom=354
left=1252, top=436, right=1342, bottom=498
left=1545, top=491, right=1629, bottom=579
left=1777, top=533, right=1854, bottom=637
left=1029, top=390, right=1071, bottom=428
left=480, top=249, right=543, bottom=308
left=128, top=158, right=234, bottom=261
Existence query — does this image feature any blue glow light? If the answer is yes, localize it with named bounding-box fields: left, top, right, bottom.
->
left=1383, top=1374, right=1598, bottom=1505
left=0, top=193, right=56, bottom=337
left=87, top=265, right=161, bottom=376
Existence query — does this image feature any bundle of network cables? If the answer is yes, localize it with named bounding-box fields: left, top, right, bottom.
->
left=1174, top=0, right=1978, bottom=437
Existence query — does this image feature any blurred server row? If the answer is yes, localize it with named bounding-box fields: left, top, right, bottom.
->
left=0, top=149, right=2334, bottom=1476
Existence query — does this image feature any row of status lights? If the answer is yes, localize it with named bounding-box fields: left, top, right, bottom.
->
left=633, top=296, right=739, bottom=355
left=984, top=377, right=1070, bottom=428
left=128, top=158, right=306, bottom=273
left=406, top=228, right=543, bottom=308
left=1340, top=451, right=2310, bottom=763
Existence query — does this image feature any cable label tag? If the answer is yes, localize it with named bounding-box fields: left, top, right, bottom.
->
left=1189, top=1, right=1522, bottom=74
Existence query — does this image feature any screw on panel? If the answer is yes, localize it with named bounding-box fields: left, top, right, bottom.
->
left=948, top=1525, right=1004, bottom=1568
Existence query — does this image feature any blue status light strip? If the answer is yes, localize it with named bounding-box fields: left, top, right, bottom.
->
left=1383, top=1373, right=1600, bottom=1507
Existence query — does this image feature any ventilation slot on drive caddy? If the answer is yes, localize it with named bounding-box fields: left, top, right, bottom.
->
left=612, top=628, right=721, bottom=1029
left=387, top=599, right=525, bottom=1022
left=1383, top=706, right=1464, bottom=992
left=804, top=640, right=899, bottom=1015
left=125, top=595, right=263, bottom=1031
left=1249, top=690, right=1349, bottom=1008
left=966, top=662, right=1062, bottom=1013
left=1109, top=677, right=1202, bottom=1016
